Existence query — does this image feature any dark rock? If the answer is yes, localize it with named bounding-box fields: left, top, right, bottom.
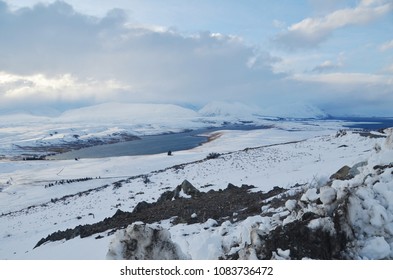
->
left=373, top=163, right=393, bottom=171
left=330, top=166, right=352, bottom=181
left=132, top=202, right=151, bottom=214
left=174, top=180, right=200, bottom=198
left=260, top=214, right=345, bottom=260
left=157, top=190, right=174, bottom=203
left=206, top=152, right=220, bottom=159
left=34, top=182, right=287, bottom=249
left=241, top=184, right=255, bottom=189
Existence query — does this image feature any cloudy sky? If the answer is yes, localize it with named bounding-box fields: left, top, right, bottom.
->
left=0, top=0, right=392, bottom=116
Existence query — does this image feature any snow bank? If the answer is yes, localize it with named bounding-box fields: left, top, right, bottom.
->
left=359, top=237, right=390, bottom=259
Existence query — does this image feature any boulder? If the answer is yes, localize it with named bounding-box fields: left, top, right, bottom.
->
left=174, top=180, right=200, bottom=198
left=106, top=223, right=188, bottom=260
left=330, top=166, right=352, bottom=181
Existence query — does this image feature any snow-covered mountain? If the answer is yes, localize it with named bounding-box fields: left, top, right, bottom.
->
left=198, top=101, right=262, bottom=119
left=58, top=102, right=199, bottom=123
left=260, top=102, right=329, bottom=119
left=198, top=101, right=329, bottom=120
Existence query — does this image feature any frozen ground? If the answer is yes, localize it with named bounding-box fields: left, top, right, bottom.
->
left=1, top=118, right=392, bottom=259
left=1, top=102, right=392, bottom=260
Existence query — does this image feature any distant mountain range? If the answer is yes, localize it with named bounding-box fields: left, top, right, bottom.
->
left=0, top=101, right=332, bottom=122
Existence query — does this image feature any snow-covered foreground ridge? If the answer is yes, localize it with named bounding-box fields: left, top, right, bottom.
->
left=109, top=130, right=393, bottom=260
left=1, top=127, right=393, bottom=260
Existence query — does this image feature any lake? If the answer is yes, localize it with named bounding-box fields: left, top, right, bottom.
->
left=48, top=118, right=393, bottom=160
left=340, top=117, right=393, bottom=130
left=49, top=124, right=269, bottom=160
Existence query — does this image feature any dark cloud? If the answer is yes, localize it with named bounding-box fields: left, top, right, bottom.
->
left=0, top=0, right=288, bottom=109
left=0, top=1, right=392, bottom=117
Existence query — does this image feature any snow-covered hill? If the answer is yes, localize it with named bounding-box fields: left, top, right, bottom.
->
left=260, top=102, right=329, bottom=119
left=58, top=102, right=199, bottom=123
left=1, top=125, right=392, bottom=259
left=198, top=101, right=262, bottom=119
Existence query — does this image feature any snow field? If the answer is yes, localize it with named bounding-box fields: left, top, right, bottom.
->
left=1, top=127, right=388, bottom=259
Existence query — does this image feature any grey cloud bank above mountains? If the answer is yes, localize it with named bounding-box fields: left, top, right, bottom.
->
left=0, top=1, right=392, bottom=117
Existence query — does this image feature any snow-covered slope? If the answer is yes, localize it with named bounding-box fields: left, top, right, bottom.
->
left=58, top=102, right=199, bottom=123
left=260, top=102, right=329, bottom=119
left=198, top=101, right=262, bottom=119
left=1, top=126, right=392, bottom=260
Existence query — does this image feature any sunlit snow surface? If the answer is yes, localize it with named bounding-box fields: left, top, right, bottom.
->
left=0, top=106, right=392, bottom=259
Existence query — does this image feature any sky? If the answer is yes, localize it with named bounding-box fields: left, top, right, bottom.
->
left=0, top=0, right=392, bottom=116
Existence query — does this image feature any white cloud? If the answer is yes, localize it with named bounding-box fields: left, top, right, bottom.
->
left=0, top=72, right=132, bottom=111
left=379, top=39, right=393, bottom=51
left=292, top=72, right=392, bottom=86
left=311, top=59, right=343, bottom=73
left=276, top=0, right=393, bottom=49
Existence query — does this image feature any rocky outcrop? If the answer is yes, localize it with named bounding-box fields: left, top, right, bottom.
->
left=157, top=180, right=201, bottom=202
left=34, top=181, right=286, bottom=249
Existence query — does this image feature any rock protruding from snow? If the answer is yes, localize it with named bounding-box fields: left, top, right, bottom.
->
left=329, top=165, right=352, bottom=181
left=174, top=180, right=200, bottom=199
left=106, top=223, right=188, bottom=260
left=157, top=180, right=200, bottom=202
